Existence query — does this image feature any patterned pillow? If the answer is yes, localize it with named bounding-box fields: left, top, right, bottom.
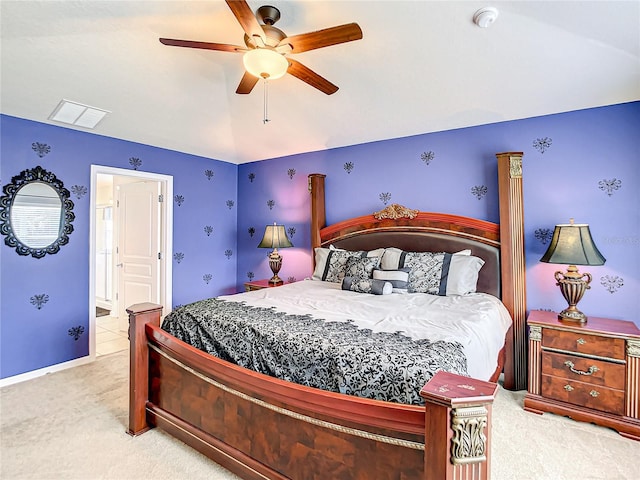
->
left=403, top=252, right=447, bottom=294
left=313, top=247, right=384, bottom=282
left=372, top=268, right=410, bottom=293
left=342, top=277, right=393, bottom=295
left=381, top=248, right=484, bottom=295
left=344, top=256, right=380, bottom=280
left=312, top=249, right=366, bottom=283
left=381, top=247, right=470, bottom=269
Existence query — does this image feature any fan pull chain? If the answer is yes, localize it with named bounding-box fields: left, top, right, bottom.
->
left=263, top=78, right=270, bottom=124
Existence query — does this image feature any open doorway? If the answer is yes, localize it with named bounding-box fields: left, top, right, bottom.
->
left=89, top=165, right=173, bottom=358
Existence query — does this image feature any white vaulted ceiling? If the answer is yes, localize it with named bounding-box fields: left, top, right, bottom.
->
left=1, top=1, right=639, bottom=164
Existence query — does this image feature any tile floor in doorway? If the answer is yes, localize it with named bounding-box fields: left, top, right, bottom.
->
left=96, top=315, right=129, bottom=356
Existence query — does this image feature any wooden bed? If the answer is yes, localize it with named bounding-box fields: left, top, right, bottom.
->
left=127, top=152, right=527, bottom=480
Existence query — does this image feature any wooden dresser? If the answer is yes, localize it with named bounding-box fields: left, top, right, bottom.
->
left=525, top=310, right=640, bottom=440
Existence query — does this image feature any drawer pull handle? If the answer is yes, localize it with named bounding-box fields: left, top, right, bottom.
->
left=564, top=384, right=574, bottom=392
left=576, top=338, right=586, bottom=345
left=564, top=361, right=599, bottom=376
left=590, top=390, right=599, bottom=398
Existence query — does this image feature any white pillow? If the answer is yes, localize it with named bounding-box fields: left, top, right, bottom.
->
left=441, top=254, right=485, bottom=295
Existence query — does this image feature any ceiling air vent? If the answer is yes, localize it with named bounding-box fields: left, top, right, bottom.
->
left=49, top=99, right=110, bottom=129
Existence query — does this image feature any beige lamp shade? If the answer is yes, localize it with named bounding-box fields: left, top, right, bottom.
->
left=257, top=224, right=293, bottom=249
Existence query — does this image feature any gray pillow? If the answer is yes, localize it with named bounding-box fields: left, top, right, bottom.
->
left=342, top=277, right=393, bottom=295
left=372, top=267, right=410, bottom=293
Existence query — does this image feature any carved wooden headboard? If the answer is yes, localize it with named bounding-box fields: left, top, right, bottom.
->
left=314, top=206, right=501, bottom=298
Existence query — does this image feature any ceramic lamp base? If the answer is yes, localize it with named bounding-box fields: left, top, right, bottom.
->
left=554, top=265, right=592, bottom=324
left=267, top=249, right=283, bottom=285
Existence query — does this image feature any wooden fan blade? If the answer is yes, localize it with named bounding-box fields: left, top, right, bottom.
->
left=287, top=59, right=338, bottom=95
left=281, top=23, right=362, bottom=53
left=159, top=38, right=245, bottom=53
left=225, top=0, right=265, bottom=41
left=236, top=71, right=260, bottom=94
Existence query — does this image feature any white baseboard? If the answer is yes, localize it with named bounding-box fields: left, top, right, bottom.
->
left=0, top=355, right=95, bottom=388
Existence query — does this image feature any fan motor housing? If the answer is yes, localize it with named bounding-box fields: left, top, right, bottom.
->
left=244, top=25, right=286, bottom=49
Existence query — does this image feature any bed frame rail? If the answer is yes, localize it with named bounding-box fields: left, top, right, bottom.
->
left=128, top=303, right=498, bottom=480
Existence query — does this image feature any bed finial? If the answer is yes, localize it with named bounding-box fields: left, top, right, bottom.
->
left=373, top=203, right=419, bottom=220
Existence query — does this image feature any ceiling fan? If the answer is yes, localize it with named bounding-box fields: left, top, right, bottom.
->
left=159, top=0, right=363, bottom=95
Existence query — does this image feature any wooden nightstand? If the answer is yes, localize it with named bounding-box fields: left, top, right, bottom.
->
left=525, top=310, right=640, bottom=440
left=244, top=279, right=285, bottom=292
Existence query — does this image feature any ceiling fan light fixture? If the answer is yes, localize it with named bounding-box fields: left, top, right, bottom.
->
left=242, top=48, right=289, bottom=80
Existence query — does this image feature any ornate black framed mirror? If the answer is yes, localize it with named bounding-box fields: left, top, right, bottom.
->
left=0, top=166, right=75, bottom=258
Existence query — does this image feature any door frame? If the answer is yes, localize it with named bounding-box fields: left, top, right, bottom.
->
left=89, top=165, right=173, bottom=358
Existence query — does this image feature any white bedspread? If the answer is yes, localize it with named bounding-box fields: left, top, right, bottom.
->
left=220, top=279, right=512, bottom=381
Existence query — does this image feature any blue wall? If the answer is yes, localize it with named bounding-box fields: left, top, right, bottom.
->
left=0, top=115, right=237, bottom=379
left=237, top=101, right=639, bottom=326
left=2, top=101, right=638, bottom=380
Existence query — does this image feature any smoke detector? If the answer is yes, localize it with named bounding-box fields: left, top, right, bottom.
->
left=473, top=7, right=499, bottom=28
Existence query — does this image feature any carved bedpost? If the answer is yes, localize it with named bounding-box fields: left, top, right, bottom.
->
left=308, top=173, right=326, bottom=254
left=126, top=302, right=162, bottom=436
left=496, top=152, right=527, bottom=391
left=421, top=371, right=498, bottom=480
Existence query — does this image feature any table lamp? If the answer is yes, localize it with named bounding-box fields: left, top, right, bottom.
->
left=540, top=219, right=605, bottom=323
left=258, top=223, right=293, bottom=285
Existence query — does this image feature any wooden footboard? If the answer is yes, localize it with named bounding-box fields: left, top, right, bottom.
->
left=128, top=303, right=499, bottom=480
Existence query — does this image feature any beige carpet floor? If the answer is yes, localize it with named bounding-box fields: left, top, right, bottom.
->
left=1, top=350, right=639, bottom=480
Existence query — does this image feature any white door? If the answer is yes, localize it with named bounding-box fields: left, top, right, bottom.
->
left=114, top=179, right=161, bottom=330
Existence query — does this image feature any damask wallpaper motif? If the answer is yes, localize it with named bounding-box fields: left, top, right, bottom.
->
left=532, top=137, right=552, bottom=154
left=129, top=157, right=142, bottom=170
left=71, top=185, right=87, bottom=199
left=30, top=294, right=49, bottom=310
left=32, top=142, right=51, bottom=158
left=68, top=326, right=84, bottom=341
left=599, top=178, right=622, bottom=196
left=379, top=192, right=391, bottom=205
left=471, top=185, right=488, bottom=200
left=420, top=151, right=435, bottom=165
